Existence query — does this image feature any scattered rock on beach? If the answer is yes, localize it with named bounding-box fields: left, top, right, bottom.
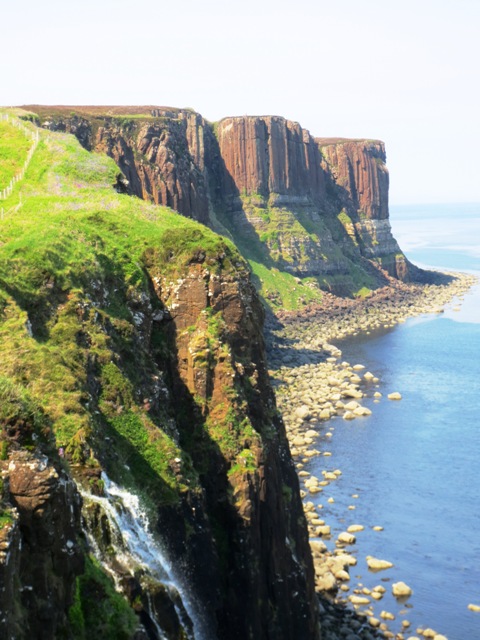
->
left=366, top=556, right=394, bottom=571
left=267, top=271, right=477, bottom=639
left=349, top=595, right=370, bottom=605
left=337, top=532, right=356, bottom=545
left=380, top=610, right=395, bottom=620
left=392, top=581, right=413, bottom=598
left=295, top=405, right=310, bottom=419
left=347, top=524, right=364, bottom=533
left=387, top=391, right=402, bottom=400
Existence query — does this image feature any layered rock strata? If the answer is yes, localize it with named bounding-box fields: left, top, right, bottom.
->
left=216, top=115, right=326, bottom=202
left=317, top=138, right=389, bottom=220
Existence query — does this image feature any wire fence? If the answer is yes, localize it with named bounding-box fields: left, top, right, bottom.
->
left=0, top=112, right=40, bottom=201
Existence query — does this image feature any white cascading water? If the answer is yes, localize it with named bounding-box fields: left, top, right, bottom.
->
left=80, top=473, right=213, bottom=640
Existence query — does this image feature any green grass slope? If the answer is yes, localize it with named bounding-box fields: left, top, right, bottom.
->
left=0, top=112, right=320, bottom=640
left=0, top=117, right=33, bottom=188
left=0, top=113, right=241, bottom=502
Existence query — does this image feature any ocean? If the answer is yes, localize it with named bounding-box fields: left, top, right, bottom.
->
left=309, top=203, right=480, bottom=639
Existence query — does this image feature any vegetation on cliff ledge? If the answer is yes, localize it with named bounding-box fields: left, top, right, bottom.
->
left=69, top=555, right=138, bottom=640
left=214, top=191, right=381, bottom=309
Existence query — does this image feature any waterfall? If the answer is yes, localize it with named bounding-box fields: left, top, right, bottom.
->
left=80, top=473, right=214, bottom=640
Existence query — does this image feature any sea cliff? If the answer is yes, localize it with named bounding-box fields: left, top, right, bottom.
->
left=25, top=106, right=424, bottom=305
left=0, top=104, right=451, bottom=640
left=0, top=112, right=319, bottom=639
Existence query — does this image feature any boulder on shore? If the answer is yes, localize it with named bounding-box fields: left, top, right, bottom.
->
left=337, top=532, right=356, bottom=545
left=387, top=391, right=402, bottom=400
left=366, top=556, right=394, bottom=571
left=295, top=405, right=311, bottom=419
left=392, top=581, right=413, bottom=598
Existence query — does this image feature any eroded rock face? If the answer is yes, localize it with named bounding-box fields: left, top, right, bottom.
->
left=153, top=262, right=320, bottom=640
left=0, top=451, right=83, bottom=639
left=318, top=138, right=389, bottom=220
left=318, top=138, right=415, bottom=279
left=216, top=115, right=326, bottom=203
left=214, top=117, right=413, bottom=281
left=98, top=112, right=211, bottom=223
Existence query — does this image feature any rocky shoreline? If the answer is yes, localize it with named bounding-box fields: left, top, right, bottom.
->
left=266, top=271, right=478, bottom=640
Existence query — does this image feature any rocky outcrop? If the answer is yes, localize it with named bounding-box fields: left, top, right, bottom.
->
left=317, top=138, right=389, bottom=220
left=0, top=452, right=83, bottom=640
left=150, top=257, right=320, bottom=640
left=214, top=116, right=392, bottom=288
left=318, top=138, right=413, bottom=278
left=215, top=118, right=412, bottom=280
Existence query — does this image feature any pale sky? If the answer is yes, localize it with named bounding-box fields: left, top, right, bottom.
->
left=1, top=0, right=479, bottom=205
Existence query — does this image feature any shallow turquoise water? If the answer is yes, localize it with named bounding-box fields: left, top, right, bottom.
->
left=308, top=204, right=480, bottom=639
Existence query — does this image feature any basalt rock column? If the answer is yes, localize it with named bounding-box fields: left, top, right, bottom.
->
left=216, top=115, right=326, bottom=203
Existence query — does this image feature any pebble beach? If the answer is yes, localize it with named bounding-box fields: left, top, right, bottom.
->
left=266, top=271, right=478, bottom=640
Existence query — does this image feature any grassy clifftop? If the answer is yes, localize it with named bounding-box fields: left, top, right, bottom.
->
left=0, top=112, right=241, bottom=500
left=0, top=119, right=33, bottom=186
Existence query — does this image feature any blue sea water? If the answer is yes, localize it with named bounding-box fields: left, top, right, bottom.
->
left=391, top=202, right=480, bottom=273
left=309, top=204, right=480, bottom=639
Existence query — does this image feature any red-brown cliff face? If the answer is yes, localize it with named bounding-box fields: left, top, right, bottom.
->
left=214, top=115, right=413, bottom=283
left=216, top=116, right=325, bottom=202
left=318, top=138, right=413, bottom=278
left=317, top=138, right=389, bottom=220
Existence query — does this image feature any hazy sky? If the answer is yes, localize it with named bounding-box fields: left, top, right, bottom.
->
left=1, top=0, right=479, bottom=205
